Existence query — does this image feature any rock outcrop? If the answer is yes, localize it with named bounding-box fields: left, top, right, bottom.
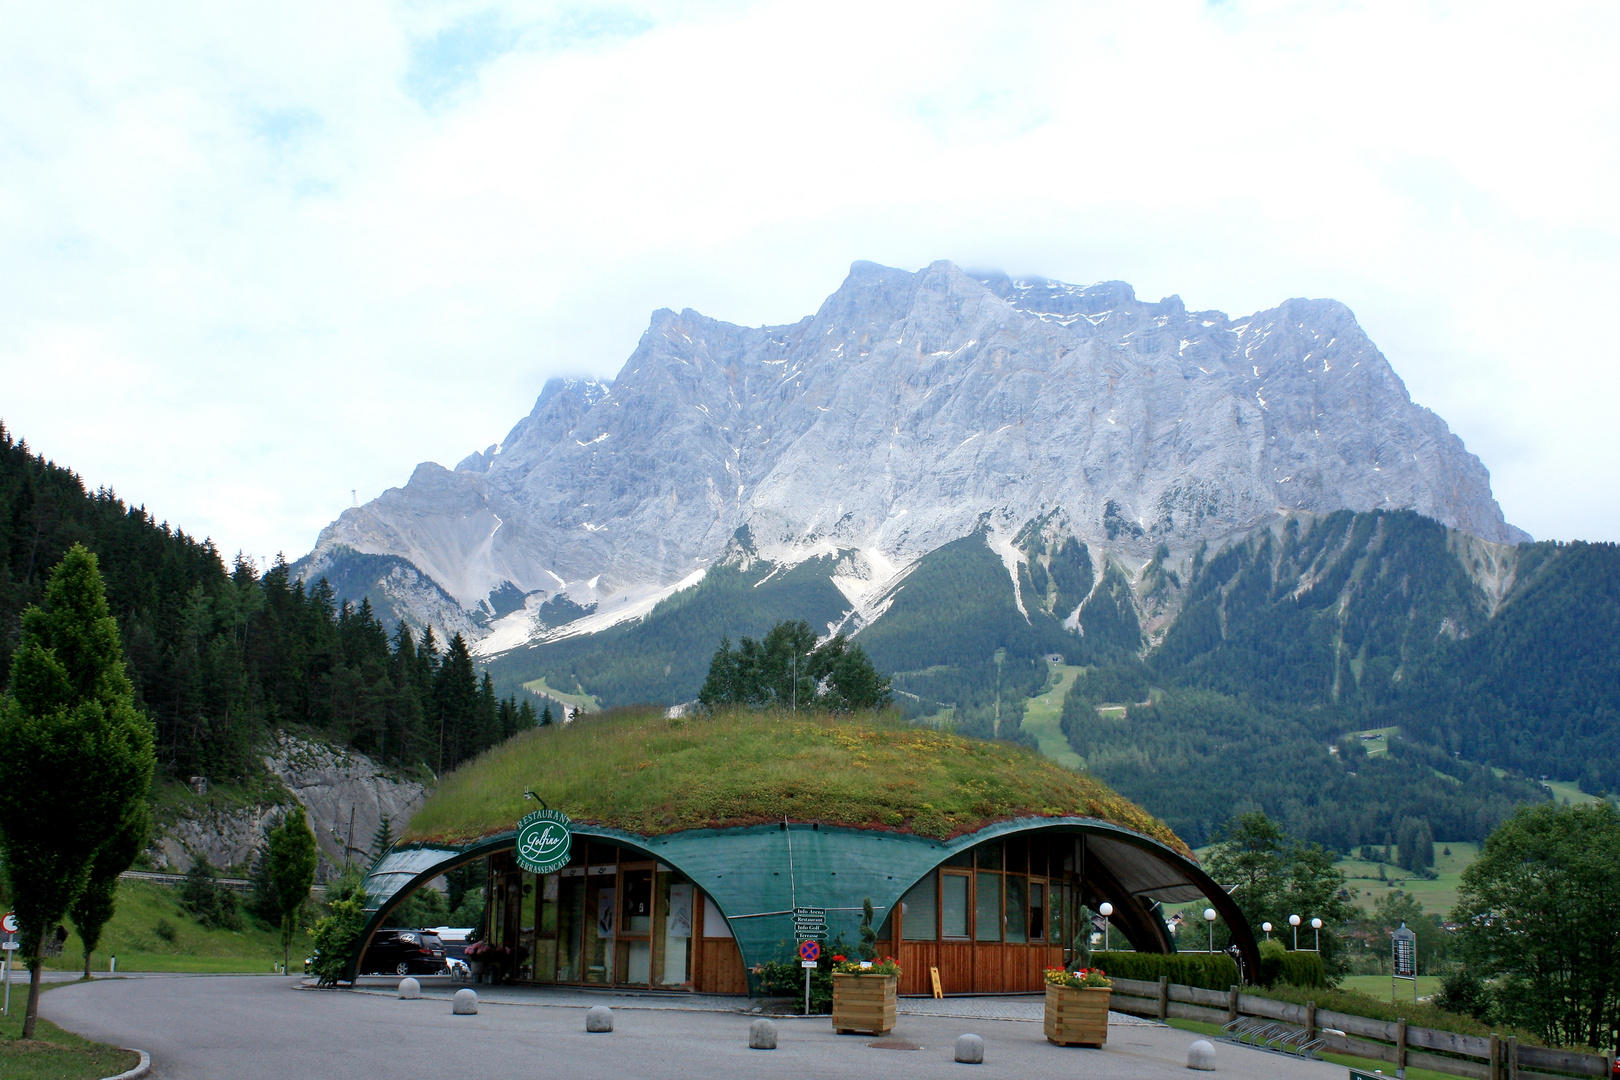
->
left=152, top=733, right=429, bottom=877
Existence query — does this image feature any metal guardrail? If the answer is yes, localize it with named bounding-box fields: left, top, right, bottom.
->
left=118, top=870, right=328, bottom=897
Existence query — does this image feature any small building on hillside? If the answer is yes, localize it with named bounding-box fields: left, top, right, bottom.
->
left=357, top=709, right=1257, bottom=994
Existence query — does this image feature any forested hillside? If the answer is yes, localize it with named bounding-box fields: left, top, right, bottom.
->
left=0, top=425, right=535, bottom=783
left=1152, top=510, right=1620, bottom=793
left=1059, top=678, right=1544, bottom=848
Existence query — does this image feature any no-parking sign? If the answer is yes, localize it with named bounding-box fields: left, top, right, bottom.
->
left=798, top=939, right=820, bottom=967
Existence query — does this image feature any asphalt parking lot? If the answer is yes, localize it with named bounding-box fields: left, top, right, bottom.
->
left=42, top=974, right=1348, bottom=1079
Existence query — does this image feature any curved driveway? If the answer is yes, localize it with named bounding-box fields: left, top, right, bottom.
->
left=42, top=974, right=1346, bottom=1080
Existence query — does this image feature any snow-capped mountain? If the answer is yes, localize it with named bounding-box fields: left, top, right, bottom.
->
left=300, top=259, right=1526, bottom=651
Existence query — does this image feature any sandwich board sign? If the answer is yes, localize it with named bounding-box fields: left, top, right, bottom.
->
left=514, top=810, right=574, bottom=874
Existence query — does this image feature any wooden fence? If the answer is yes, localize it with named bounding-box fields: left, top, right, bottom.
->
left=1108, top=976, right=1615, bottom=1080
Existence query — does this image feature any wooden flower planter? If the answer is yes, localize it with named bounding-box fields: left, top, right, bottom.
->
left=832, top=972, right=897, bottom=1035
left=1044, top=983, right=1110, bottom=1047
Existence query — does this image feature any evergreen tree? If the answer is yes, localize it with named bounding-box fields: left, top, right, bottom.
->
left=540, top=701, right=554, bottom=727
left=0, top=545, right=155, bottom=1036
left=370, top=814, right=395, bottom=863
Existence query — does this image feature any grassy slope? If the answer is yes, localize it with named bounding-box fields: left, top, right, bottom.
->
left=404, top=706, right=1188, bottom=853
left=1018, top=661, right=1084, bottom=770
left=1541, top=779, right=1605, bottom=806
left=1164, top=1019, right=1457, bottom=1080
left=0, top=996, right=139, bottom=1080
left=1334, top=842, right=1480, bottom=915
left=519, top=676, right=601, bottom=714
left=38, top=881, right=313, bottom=974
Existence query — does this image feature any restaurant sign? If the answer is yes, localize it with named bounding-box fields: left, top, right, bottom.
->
left=515, top=809, right=574, bottom=874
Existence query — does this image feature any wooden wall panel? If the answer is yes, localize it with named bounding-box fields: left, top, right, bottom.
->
left=696, top=939, right=748, bottom=995
left=898, top=942, right=936, bottom=996
left=936, top=943, right=974, bottom=994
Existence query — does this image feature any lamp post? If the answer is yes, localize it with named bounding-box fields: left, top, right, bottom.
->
left=1310, top=917, right=1322, bottom=952
left=1098, top=902, right=1114, bottom=953
left=1262, top=921, right=1272, bottom=940
left=1203, top=907, right=1217, bottom=953
left=1288, top=914, right=1301, bottom=950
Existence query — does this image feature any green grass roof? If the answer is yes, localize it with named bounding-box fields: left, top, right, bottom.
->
left=404, top=707, right=1190, bottom=856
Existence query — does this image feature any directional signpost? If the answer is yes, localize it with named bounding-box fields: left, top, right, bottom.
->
left=798, top=939, right=821, bottom=1015
left=792, top=906, right=827, bottom=940
left=2, top=910, right=17, bottom=1016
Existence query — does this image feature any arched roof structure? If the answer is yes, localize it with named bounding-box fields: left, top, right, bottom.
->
left=354, top=814, right=1258, bottom=983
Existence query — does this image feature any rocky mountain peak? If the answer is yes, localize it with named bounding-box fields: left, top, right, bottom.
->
left=302, top=260, right=1527, bottom=644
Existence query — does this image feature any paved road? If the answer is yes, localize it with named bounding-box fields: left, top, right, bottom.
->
left=42, top=975, right=1349, bottom=1080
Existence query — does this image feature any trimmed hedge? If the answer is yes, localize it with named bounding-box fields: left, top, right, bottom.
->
left=1252, top=940, right=1327, bottom=988
left=1091, top=947, right=1324, bottom=990
left=1092, top=951, right=1240, bottom=991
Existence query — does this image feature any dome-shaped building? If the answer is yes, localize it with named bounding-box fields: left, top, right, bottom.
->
left=355, top=709, right=1256, bottom=994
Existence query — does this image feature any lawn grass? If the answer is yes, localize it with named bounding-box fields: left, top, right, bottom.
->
left=1338, top=973, right=1443, bottom=1001
left=0, top=985, right=139, bottom=1080
left=36, top=880, right=313, bottom=975
left=404, top=706, right=1188, bottom=852
left=1018, top=662, right=1085, bottom=770
left=1334, top=842, right=1479, bottom=915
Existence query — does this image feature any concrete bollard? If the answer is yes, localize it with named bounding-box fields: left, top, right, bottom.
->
left=1187, top=1039, right=1217, bottom=1071
left=398, top=977, right=421, bottom=1000
left=955, top=1033, right=985, bottom=1064
left=586, top=1005, right=614, bottom=1032
left=452, top=988, right=478, bottom=1015
left=748, top=1018, right=778, bottom=1050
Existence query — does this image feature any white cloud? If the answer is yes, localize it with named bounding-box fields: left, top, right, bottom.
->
left=2, top=0, right=1616, bottom=558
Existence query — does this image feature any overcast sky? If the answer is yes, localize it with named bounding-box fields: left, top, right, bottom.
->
left=3, top=0, right=1617, bottom=561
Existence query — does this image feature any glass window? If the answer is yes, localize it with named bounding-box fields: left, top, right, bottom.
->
left=943, top=849, right=972, bottom=868
left=583, top=876, right=615, bottom=984
left=1051, top=883, right=1067, bottom=950
left=900, top=874, right=936, bottom=941
left=1030, top=882, right=1046, bottom=941
left=1006, top=876, right=1028, bottom=943
left=622, top=869, right=654, bottom=934
left=656, top=877, right=693, bottom=985
left=976, top=841, right=1003, bottom=871
left=1027, top=836, right=1048, bottom=879
left=941, top=873, right=970, bottom=938
left=975, top=872, right=1002, bottom=942
left=556, top=876, right=585, bottom=981
left=1004, top=837, right=1027, bottom=875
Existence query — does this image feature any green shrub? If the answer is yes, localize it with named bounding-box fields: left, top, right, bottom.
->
left=153, top=918, right=176, bottom=943
left=1254, top=940, right=1326, bottom=988
left=1092, top=951, right=1240, bottom=990
left=309, top=894, right=368, bottom=986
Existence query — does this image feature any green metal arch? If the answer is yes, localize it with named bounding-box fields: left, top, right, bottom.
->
left=351, top=816, right=1257, bottom=985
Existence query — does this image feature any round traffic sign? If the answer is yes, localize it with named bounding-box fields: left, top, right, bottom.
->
left=798, top=939, right=820, bottom=963
left=1, top=911, right=17, bottom=934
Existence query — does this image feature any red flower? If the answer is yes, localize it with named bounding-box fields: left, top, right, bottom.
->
left=832, top=954, right=846, bottom=962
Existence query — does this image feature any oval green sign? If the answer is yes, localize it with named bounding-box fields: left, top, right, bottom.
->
left=515, top=809, right=573, bottom=874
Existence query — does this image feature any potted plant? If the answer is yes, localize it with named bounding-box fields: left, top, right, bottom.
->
left=1043, top=966, right=1112, bottom=1047
left=831, top=899, right=901, bottom=1035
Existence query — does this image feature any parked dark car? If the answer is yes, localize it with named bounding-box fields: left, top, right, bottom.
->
left=360, top=929, right=446, bottom=976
